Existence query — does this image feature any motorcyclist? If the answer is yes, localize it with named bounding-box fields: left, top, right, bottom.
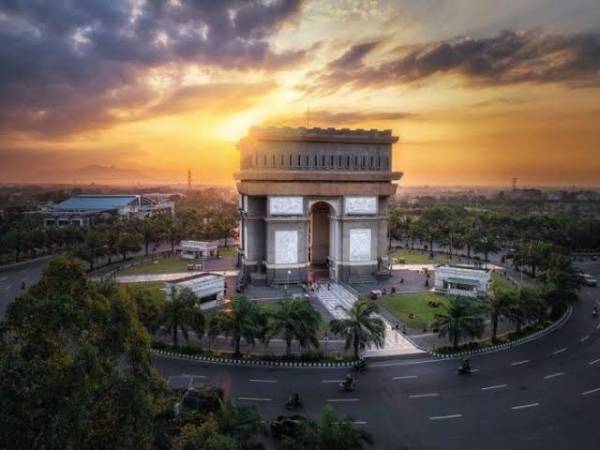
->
left=593, top=306, right=598, bottom=317
left=343, top=374, right=355, bottom=389
left=287, top=392, right=301, bottom=407
left=355, top=357, right=367, bottom=370
left=460, top=358, right=471, bottom=373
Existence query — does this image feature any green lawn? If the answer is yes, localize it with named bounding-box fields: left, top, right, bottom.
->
left=389, top=249, right=447, bottom=265
left=122, top=282, right=166, bottom=303
left=218, top=246, right=237, bottom=257
left=491, top=272, right=514, bottom=291
left=120, top=257, right=191, bottom=275
left=379, top=293, right=449, bottom=329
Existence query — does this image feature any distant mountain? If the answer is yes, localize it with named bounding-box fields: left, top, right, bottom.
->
left=36, top=165, right=146, bottom=183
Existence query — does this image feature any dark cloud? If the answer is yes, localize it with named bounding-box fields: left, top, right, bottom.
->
left=327, top=41, right=379, bottom=70
left=312, top=30, right=600, bottom=91
left=0, top=0, right=303, bottom=137
left=264, top=109, right=415, bottom=127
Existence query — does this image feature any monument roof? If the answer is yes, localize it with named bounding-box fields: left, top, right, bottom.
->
left=248, top=126, right=398, bottom=144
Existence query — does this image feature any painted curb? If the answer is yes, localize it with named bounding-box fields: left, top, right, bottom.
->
left=429, top=304, right=573, bottom=359
left=151, top=349, right=358, bottom=369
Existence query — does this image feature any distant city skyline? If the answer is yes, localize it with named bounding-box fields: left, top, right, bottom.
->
left=1, top=1, right=600, bottom=186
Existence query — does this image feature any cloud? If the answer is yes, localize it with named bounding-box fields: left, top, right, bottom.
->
left=327, top=40, right=379, bottom=69
left=310, top=29, right=600, bottom=91
left=263, top=109, right=415, bottom=127
left=0, top=0, right=304, bottom=137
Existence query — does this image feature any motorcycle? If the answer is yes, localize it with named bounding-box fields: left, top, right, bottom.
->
left=338, top=380, right=356, bottom=392
left=285, top=395, right=302, bottom=411
left=353, top=359, right=367, bottom=373
left=457, top=364, right=472, bottom=375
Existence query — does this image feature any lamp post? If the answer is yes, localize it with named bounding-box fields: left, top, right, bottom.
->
left=285, top=269, right=291, bottom=296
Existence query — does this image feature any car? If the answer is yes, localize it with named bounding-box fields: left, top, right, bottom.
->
left=583, top=274, right=598, bottom=287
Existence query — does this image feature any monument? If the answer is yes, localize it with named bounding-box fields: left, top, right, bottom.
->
left=235, top=126, right=401, bottom=286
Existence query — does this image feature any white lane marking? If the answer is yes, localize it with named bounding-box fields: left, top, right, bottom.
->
left=596, top=322, right=600, bottom=330
left=582, top=387, right=600, bottom=396
left=581, top=335, right=590, bottom=342
left=481, top=384, right=508, bottom=391
left=249, top=379, right=277, bottom=383
left=327, top=398, right=359, bottom=402
left=0, top=276, right=7, bottom=281
left=322, top=379, right=344, bottom=383
left=552, top=347, right=567, bottom=355
left=544, top=372, right=564, bottom=380
left=5, top=285, right=11, bottom=290
left=409, top=393, right=439, bottom=399
left=589, top=358, right=600, bottom=366
left=182, top=373, right=207, bottom=379
left=511, top=402, right=539, bottom=410
left=393, top=375, right=418, bottom=380
left=470, top=368, right=480, bottom=373
left=238, top=397, right=272, bottom=402
left=511, top=360, right=530, bottom=366
left=429, top=414, right=462, bottom=420
left=352, top=421, right=368, bottom=425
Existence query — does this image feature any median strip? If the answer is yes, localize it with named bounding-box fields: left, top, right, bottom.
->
left=511, top=402, right=539, bottom=410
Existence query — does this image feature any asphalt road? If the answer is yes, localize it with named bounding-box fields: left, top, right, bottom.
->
left=154, top=260, right=600, bottom=450
left=0, top=256, right=48, bottom=316
left=3, top=257, right=600, bottom=449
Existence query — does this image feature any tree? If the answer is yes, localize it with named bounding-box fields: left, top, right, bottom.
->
left=76, top=228, right=106, bottom=271
left=157, top=287, right=205, bottom=348
left=539, top=254, right=584, bottom=319
left=505, top=286, right=542, bottom=334
left=282, top=405, right=374, bottom=450
left=329, top=299, right=385, bottom=360
left=434, top=297, right=485, bottom=350
left=117, top=231, right=142, bottom=261
left=268, top=299, right=321, bottom=357
left=489, top=284, right=514, bottom=343
left=208, top=296, right=262, bottom=357
left=473, top=235, right=499, bottom=263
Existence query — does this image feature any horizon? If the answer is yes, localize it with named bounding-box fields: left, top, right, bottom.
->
left=1, top=1, right=600, bottom=186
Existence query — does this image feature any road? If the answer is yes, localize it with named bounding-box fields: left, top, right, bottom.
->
left=0, top=257, right=48, bottom=316
left=3, top=257, right=600, bottom=449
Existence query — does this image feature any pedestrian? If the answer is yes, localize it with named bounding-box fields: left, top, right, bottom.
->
left=327, top=282, right=331, bottom=290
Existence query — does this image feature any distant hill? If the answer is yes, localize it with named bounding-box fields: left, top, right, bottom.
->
left=36, top=165, right=146, bottom=184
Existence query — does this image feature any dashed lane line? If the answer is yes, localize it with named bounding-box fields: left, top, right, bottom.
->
left=596, top=322, right=600, bottom=330
left=511, top=403, right=539, bottom=410
left=543, top=372, right=564, bottom=380
left=327, top=398, right=359, bottom=402
left=589, top=358, right=600, bottom=366
left=393, top=375, right=418, bottom=380
left=249, top=379, right=277, bottom=383
left=409, top=393, right=439, bottom=399
left=322, top=379, right=344, bottom=383
left=582, top=388, right=600, bottom=396
left=481, top=384, right=508, bottom=391
left=5, top=285, right=11, bottom=290
left=552, top=347, right=567, bottom=355
left=511, top=360, right=530, bottom=366
left=238, top=397, right=272, bottom=402
left=429, top=414, right=462, bottom=421
left=581, top=335, right=590, bottom=343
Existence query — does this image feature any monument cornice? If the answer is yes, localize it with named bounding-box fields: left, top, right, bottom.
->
left=237, top=181, right=398, bottom=197
left=234, top=170, right=402, bottom=183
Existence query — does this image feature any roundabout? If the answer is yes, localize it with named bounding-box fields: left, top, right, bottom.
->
left=152, top=261, right=600, bottom=450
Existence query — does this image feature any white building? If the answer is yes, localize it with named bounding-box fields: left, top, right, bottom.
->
left=433, top=264, right=492, bottom=298
left=180, top=240, right=219, bottom=259
left=165, top=273, right=225, bottom=305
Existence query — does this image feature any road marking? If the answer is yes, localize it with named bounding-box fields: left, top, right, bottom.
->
left=581, top=335, right=590, bottom=342
left=237, top=397, right=272, bottom=402
left=352, top=421, right=367, bottom=425
left=511, top=360, right=530, bottom=366
left=582, top=387, right=600, bottom=396
left=0, top=276, right=7, bottom=281
left=5, top=285, right=11, bottom=290
left=596, top=322, right=600, bottom=330
left=511, top=403, right=539, bottom=410
left=429, top=414, right=462, bottom=420
left=481, top=384, right=508, bottom=391
left=544, top=372, right=564, bottom=380
left=552, top=347, right=567, bottom=355
left=589, top=358, right=600, bottom=366
left=393, top=375, right=418, bottom=380
left=470, top=368, right=480, bottom=373
left=327, top=398, right=359, bottom=402
left=409, top=393, right=439, bottom=399
left=182, top=374, right=207, bottom=379
left=249, top=379, right=277, bottom=383
left=322, top=379, right=344, bottom=383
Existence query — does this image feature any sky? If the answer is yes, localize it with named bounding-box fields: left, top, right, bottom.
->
left=0, top=0, right=599, bottom=187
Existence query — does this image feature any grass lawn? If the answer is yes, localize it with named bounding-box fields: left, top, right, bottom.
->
left=379, top=293, right=449, bottom=329
left=120, top=257, right=191, bottom=275
left=218, top=246, right=237, bottom=257
left=389, top=249, right=448, bottom=265
left=122, top=282, right=166, bottom=302
left=491, top=272, right=515, bottom=291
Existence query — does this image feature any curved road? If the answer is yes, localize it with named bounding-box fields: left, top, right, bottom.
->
left=2, top=258, right=600, bottom=449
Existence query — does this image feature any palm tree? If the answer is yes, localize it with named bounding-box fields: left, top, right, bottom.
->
left=505, top=287, right=539, bottom=334
left=489, top=285, right=514, bottom=343
left=209, top=296, right=262, bottom=357
left=268, top=299, right=321, bottom=357
left=329, top=299, right=385, bottom=360
left=157, top=287, right=205, bottom=348
left=434, top=297, right=485, bottom=350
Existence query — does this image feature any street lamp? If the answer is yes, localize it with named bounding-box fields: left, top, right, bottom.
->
left=285, top=269, right=291, bottom=296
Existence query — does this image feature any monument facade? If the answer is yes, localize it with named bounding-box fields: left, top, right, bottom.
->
left=235, top=126, right=401, bottom=286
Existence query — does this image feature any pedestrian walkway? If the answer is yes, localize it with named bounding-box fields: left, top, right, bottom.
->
left=112, top=270, right=239, bottom=283
left=314, top=282, right=422, bottom=356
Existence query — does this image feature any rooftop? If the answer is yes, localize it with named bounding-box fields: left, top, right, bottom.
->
left=54, top=195, right=139, bottom=211
left=248, top=126, right=398, bottom=144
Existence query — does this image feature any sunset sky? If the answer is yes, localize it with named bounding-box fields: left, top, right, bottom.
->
left=1, top=0, right=599, bottom=186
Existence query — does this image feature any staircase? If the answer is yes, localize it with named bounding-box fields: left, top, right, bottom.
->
left=314, top=282, right=422, bottom=357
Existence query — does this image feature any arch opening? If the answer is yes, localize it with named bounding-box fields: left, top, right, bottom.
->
left=308, top=201, right=332, bottom=280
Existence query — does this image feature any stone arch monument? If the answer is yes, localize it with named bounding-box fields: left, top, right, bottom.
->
left=235, top=126, right=401, bottom=286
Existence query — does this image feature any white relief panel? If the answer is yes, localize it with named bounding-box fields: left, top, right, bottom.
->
left=349, top=229, right=371, bottom=261
left=270, top=196, right=303, bottom=215
left=345, top=196, right=377, bottom=215
left=275, top=231, right=298, bottom=264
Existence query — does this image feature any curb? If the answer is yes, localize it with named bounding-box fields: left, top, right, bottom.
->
left=151, top=349, right=358, bottom=369
left=429, top=304, right=573, bottom=359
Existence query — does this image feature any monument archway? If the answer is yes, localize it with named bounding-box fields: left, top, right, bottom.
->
left=309, top=201, right=332, bottom=280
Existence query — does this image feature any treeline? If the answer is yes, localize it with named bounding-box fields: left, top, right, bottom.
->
left=0, top=198, right=238, bottom=267
left=0, top=257, right=374, bottom=450
left=390, top=205, right=600, bottom=263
